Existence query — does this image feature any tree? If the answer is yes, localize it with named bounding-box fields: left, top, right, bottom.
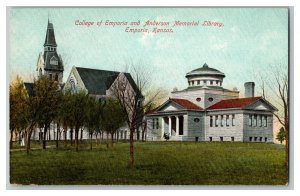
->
left=254, top=62, right=289, bottom=171
left=34, top=76, right=61, bottom=149
left=65, top=91, right=89, bottom=152
left=109, top=64, right=163, bottom=167
left=85, top=96, right=103, bottom=150
left=9, top=76, right=28, bottom=149
left=276, top=127, right=285, bottom=144
left=101, top=98, right=126, bottom=147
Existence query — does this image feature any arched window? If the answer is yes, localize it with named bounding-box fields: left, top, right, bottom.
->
left=39, top=68, right=42, bottom=77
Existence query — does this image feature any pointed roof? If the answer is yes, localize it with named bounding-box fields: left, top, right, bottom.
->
left=186, top=63, right=225, bottom=78
left=44, top=20, right=57, bottom=47
left=207, top=96, right=265, bottom=110
left=74, top=67, right=142, bottom=97
left=155, top=98, right=202, bottom=112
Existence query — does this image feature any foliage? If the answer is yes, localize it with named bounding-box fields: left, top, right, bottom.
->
left=101, top=98, right=126, bottom=147
left=276, top=127, right=285, bottom=144
left=10, top=142, right=287, bottom=185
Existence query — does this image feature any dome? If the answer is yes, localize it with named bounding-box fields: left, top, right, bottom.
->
left=186, top=63, right=225, bottom=78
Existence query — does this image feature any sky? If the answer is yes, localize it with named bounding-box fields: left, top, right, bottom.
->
left=8, top=7, right=288, bottom=97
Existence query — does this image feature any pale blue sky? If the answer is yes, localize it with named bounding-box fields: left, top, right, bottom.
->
left=8, top=8, right=288, bottom=96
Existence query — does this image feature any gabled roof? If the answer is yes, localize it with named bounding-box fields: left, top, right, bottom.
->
left=207, top=96, right=264, bottom=110
left=155, top=98, right=202, bottom=113
left=170, top=98, right=202, bottom=110
left=74, top=67, right=142, bottom=97
left=76, top=67, right=119, bottom=95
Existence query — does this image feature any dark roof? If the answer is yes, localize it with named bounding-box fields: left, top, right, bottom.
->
left=23, top=82, right=34, bottom=96
left=76, top=67, right=119, bottom=95
left=44, top=21, right=57, bottom=47
left=170, top=98, right=202, bottom=110
left=43, top=51, right=63, bottom=71
left=207, top=96, right=262, bottom=110
left=186, top=63, right=225, bottom=78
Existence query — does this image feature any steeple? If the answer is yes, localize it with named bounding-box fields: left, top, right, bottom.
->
left=44, top=20, right=57, bottom=48
left=36, top=19, right=64, bottom=84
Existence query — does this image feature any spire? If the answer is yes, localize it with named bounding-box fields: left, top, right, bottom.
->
left=44, top=19, right=57, bottom=47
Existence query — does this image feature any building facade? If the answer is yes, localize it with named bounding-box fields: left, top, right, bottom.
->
left=146, top=64, right=277, bottom=142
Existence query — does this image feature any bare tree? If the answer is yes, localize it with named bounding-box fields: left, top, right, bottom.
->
left=254, top=63, right=289, bottom=171
left=108, top=63, right=164, bottom=167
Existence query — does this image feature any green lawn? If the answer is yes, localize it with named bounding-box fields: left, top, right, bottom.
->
left=9, top=141, right=288, bottom=185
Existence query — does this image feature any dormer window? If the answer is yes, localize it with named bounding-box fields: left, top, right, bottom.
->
left=50, top=56, right=58, bottom=65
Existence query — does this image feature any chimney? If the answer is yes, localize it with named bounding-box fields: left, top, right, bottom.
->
left=244, top=82, right=255, bottom=97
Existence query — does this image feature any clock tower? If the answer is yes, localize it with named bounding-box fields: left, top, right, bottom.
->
left=36, top=20, right=64, bottom=84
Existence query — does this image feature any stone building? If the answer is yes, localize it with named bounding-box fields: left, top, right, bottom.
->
left=22, top=20, right=142, bottom=141
left=146, top=64, right=277, bottom=142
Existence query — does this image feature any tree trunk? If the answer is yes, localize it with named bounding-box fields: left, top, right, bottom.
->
left=111, top=132, right=114, bottom=147
left=26, top=130, right=32, bottom=154
left=10, top=129, right=14, bottom=149
left=48, top=124, right=51, bottom=141
left=70, top=128, right=73, bottom=146
left=284, top=124, right=289, bottom=176
left=80, top=128, right=83, bottom=141
left=106, top=132, right=109, bottom=148
left=90, top=133, right=93, bottom=150
left=56, top=124, right=59, bottom=148
left=75, top=127, right=79, bottom=152
left=43, top=124, right=48, bottom=149
left=129, top=129, right=134, bottom=168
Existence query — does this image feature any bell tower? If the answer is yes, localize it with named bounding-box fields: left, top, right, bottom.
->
left=36, top=19, right=64, bottom=84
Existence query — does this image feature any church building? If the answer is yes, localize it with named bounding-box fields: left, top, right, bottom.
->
left=146, top=64, right=277, bottom=142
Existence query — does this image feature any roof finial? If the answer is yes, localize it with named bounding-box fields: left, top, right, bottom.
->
left=203, top=63, right=208, bottom=68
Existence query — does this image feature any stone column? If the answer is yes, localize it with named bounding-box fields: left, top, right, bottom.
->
left=161, top=117, right=165, bottom=138
left=168, top=116, right=172, bottom=136
left=176, top=116, right=179, bottom=136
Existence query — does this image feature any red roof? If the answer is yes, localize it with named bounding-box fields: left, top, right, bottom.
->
left=170, top=98, right=202, bottom=110
left=207, top=96, right=262, bottom=110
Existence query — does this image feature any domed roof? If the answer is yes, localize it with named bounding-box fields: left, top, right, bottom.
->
left=186, top=63, right=225, bottom=78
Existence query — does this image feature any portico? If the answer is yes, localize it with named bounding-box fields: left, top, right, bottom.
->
left=161, top=115, right=184, bottom=138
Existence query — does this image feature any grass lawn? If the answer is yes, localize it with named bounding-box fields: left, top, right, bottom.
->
left=9, top=141, right=288, bottom=185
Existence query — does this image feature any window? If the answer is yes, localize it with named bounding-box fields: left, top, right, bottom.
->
left=249, top=137, right=252, bottom=142
left=210, top=116, right=213, bottom=127
left=220, top=81, right=222, bottom=86
left=196, top=97, right=201, bottom=102
left=263, top=116, right=267, bottom=127
left=220, top=137, right=223, bottom=141
left=253, top=115, right=257, bottom=127
left=220, top=115, right=224, bottom=127
left=232, top=114, right=235, bottom=126
left=50, top=56, right=58, bottom=65
left=216, top=81, right=219, bottom=85
left=208, top=97, right=214, bottom=102
left=192, top=81, right=194, bottom=86
left=248, top=115, right=252, bottom=126
left=258, top=115, right=262, bottom=127
left=197, top=80, right=200, bottom=85
left=39, top=68, right=42, bottom=77
left=188, top=81, right=191, bottom=86
left=259, top=137, right=262, bottom=142
left=264, top=137, right=267, bottom=142
left=231, top=137, right=234, bottom=142
left=226, top=115, right=229, bottom=126
left=254, top=137, right=257, bottom=142
left=204, top=80, right=207, bottom=84
left=194, top=118, right=200, bottom=123
left=209, top=137, right=212, bottom=142
left=210, top=80, right=213, bottom=85
left=215, top=116, right=219, bottom=127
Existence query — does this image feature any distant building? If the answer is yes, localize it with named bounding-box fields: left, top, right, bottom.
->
left=22, top=20, right=142, bottom=141
left=146, top=64, right=277, bottom=142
